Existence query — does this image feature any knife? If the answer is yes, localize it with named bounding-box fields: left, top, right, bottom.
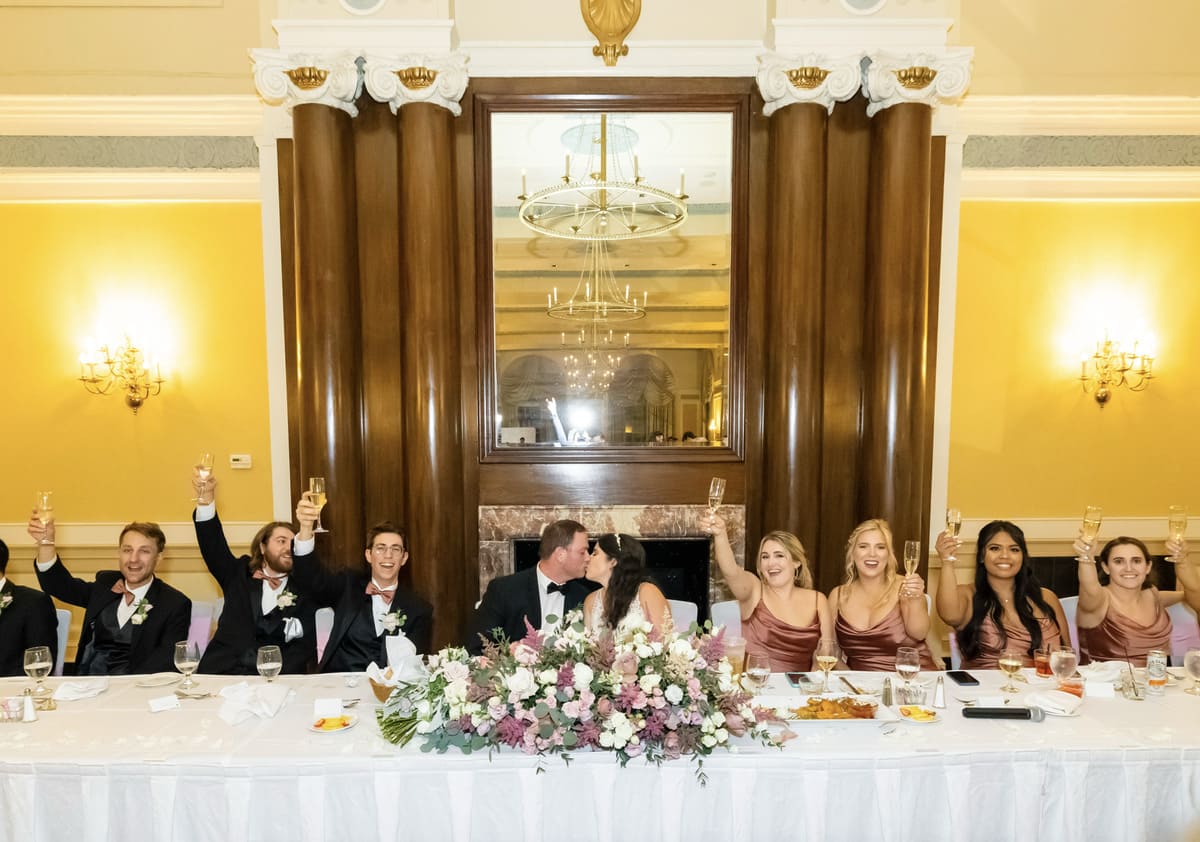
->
left=839, top=675, right=864, bottom=695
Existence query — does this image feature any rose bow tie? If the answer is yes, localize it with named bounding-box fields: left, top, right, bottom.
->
left=111, top=580, right=136, bottom=605
left=253, top=568, right=285, bottom=591
left=545, top=581, right=568, bottom=595
left=365, top=582, right=396, bottom=605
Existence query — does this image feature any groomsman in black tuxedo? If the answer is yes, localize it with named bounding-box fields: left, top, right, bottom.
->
left=31, top=517, right=190, bottom=675
left=191, top=467, right=317, bottom=675
left=0, top=538, right=59, bottom=677
left=465, top=519, right=597, bottom=654
left=289, top=496, right=433, bottom=671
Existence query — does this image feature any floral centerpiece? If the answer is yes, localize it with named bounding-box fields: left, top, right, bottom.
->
left=376, top=610, right=778, bottom=781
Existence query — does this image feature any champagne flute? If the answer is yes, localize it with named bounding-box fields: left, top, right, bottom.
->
left=903, top=540, right=921, bottom=576
left=1049, top=646, right=1078, bottom=688
left=1184, top=648, right=1200, bottom=696
left=1169, top=506, right=1188, bottom=556
left=1081, top=505, right=1103, bottom=549
left=309, top=476, right=328, bottom=534
left=814, top=639, right=839, bottom=694
left=895, top=646, right=921, bottom=690
left=945, top=507, right=962, bottom=561
left=257, top=645, right=283, bottom=683
left=743, top=652, right=771, bottom=693
left=707, top=477, right=727, bottom=515
left=174, top=641, right=200, bottom=691
left=34, top=491, right=54, bottom=545
left=23, top=645, right=53, bottom=699
left=192, top=452, right=214, bottom=502
left=998, top=648, right=1023, bottom=693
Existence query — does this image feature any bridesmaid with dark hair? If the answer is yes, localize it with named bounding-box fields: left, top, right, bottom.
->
left=935, top=520, right=1069, bottom=668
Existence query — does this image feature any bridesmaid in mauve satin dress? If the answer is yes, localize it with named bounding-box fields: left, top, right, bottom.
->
left=829, top=519, right=938, bottom=672
left=1073, top=533, right=1200, bottom=666
left=702, top=512, right=832, bottom=672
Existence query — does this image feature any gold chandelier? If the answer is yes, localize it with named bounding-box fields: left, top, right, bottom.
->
left=78, top=336, right=165, bottom=413
left=1079, top=335, right=1154, bottom=406
left=562, top=325, right=629, bottom=393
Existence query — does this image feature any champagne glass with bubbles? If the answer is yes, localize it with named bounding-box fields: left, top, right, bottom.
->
left=945, top=507, right=962, bottom=561
left=814, top=639, right=839, bottom=694
left=707, top=477, right=726, bottom=515
left=24, top=646, right=53, bottom=700
left=309, top=476, right=328, bottom=534
left=34, top=491, right=54, bottom=545
left=998, top=648, right=1024, bottom=693
left=192, top=452, right=214, bottom=502
left=903, top=541, right=921, bottom=576
left=1081, top=506, right=1103, bottom=549
left=257, top=645, right=283, bottom=683
left=1169, top=506, right=1188, bottom=558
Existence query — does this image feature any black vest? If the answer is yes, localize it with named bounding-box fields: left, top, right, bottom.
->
left=80, top=600, right=133, bottom=675
left=324, top=599, right=385, bottom=673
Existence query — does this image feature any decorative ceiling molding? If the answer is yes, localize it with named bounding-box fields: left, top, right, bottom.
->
left=772, top=16, right=953, bottom=52
left=959, top=167, right=1200, bottom=201
left=0, top=95, right=262, bottom=137
left=959, top=96, right=1200, bottom=137
left=0, top=169, right=260, bottom=203
left=457, top=39, right=762, bottom=77
left=964, top=135, right=1200, bottom=169
left=0, top=136, right=257, bottom=169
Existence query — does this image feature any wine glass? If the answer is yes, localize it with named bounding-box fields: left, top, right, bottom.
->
left=707, top=477, right=726, bottom=515
left=998, top=648, right=1024, bottom=693
left=1184, top=648, right=1200, bottom=696
left=23, top=646, right=53, bottom=700
left=34, top=491, right=54, bottom=545
left=895, top=646, right=920, bottom=689
left=945, top=507, right=962, bottom=561
left=814, top=639, right=839, bottom=694
left=743, top=652, right=771, bottom=693
left=903, top=541, right=921, bottom=576
left=192, top=452, right=214, bottom=502
left=309, top=476, right=328, bottom=533
left=1081, top=505, right=1103, bottom=549
left=174, top=641, right=200, bottom=690
left=1049, top=646, right=1079, bottom=688
left=1169, top=506, right=1188, bottom=556
left=257, top=645, right=283, bottom=683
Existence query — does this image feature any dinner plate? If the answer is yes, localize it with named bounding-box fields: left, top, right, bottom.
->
left=757, top=694, right=898, bottom=724
left=896, top=705, right=940, bottom=724
left=310, top=713, right=359, bottom=733
left=135, top=673, right=181, bottom=688
left=1027, top=690, right=1082, bottom=717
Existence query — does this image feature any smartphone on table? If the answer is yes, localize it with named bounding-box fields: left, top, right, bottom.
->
left=785, top=672, right=822, bottom=693
left=946, top=670, right=980, bottom=686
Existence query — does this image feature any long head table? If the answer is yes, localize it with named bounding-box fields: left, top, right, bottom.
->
left=2, top=669, right=1198, bottom=842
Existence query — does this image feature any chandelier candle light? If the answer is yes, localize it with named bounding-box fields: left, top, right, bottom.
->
left=78, top=336, right=164, bottom=413
left=1079, top=334, right=1154, bottom=406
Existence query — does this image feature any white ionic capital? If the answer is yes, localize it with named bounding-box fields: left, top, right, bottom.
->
left=757, top=51, right=864, bottom=117
left=362, top=52, right=469, bottom=117
left=861, top=48, right=973, bottom=118
left=251, top=50, right=363, bottom=117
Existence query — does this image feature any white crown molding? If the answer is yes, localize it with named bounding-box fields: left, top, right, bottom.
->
left=772, top=17, right=952, bottom=52
left=0, top=521, right=261, bottom=547
left=960, top=167, right=1200, bottom=201
left=959, top=95, right=1200, bottom=137
left=0, top=168, right=260, bottom=203
left=273, top=17, right=454, bottom=52
left=459, top=39, right=763, bottom=78
left=0, top=95, right=263, bottom=137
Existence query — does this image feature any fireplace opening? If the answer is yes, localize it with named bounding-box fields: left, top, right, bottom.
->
left=513, top=537, right=712, bottom=623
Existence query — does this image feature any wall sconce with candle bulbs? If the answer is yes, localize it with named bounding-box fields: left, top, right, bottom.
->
left=78, top=335, right=164, bottom=413
left=1079, top=334, right=1154, bottom=407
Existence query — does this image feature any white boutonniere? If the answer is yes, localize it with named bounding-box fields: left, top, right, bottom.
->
left=380, top=609, right=408, bottom=634
left=0, top=592, right=12, bottom=616
left=275, top=589, right=296, bottom=610
left=131, top=599, right=153, bottom=625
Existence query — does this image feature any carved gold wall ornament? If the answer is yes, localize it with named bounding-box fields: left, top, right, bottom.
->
left=395, top=66, right=438, bottom=90
left=786, top=67, right=831, bottom=90
left=894, top=66, right=938, bottom=90
left=286, top=66, right=330, bottom=91
left=580, top=0, right=642, bottom=67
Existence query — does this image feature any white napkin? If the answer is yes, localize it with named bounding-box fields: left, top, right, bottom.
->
left=1028, top=689, right=1083, bottom=716
left=384, top=634, right=426, bottom=683
left=1079, top=661, right=1130, bottom=682
left=217, top=681, right=292, bottom=725
left=283, top=617, right=304, bottom=642
left=52, top=678, right=109, bottom=701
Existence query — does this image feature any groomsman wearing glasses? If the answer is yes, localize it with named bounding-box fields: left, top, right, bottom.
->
left=289, top=496, right=433, bottom=671
left=30, top=517, right=190, bottom=675
left=191, top=467, right=318, bottom=675
left=0, top=537, right=59, bottom=677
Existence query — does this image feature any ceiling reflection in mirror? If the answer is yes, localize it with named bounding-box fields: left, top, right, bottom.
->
left=492, top=111, right=732, bottom=449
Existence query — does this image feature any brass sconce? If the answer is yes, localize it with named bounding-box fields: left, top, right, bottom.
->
left=78, top=336, right=164, bottom=413
left=1079, top=335, right=1154, bottom=407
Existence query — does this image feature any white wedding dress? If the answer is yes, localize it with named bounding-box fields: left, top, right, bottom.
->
left=587, top=589, right=653, bottom=639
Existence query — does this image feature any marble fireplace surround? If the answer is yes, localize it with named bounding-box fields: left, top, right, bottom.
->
left=477, top=505, right=746, bottom=605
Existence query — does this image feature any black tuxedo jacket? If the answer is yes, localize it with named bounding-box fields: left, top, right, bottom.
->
left=194, top=512, right=318, bottom=675
left=35, top=557, right=191, bottom=675
left=289, top=547, right=434, bottom=670
left=0, top=579, right=58, bottom=677
left=465, top=566, right=597, bottom=655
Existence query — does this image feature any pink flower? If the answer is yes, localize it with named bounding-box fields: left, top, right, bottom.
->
left=562, top=700, right=583, bottom=718
left=579, top=689, right=595, bottom=707
left=512, top=643, right=539, bottom=666
left=625, top=741, right=645, bottom=758
left=596, top=697, right=613, bottom=717
left=494, top=716, right=525, bottom=747
left=724, top=713, right=746, bottom=736
left=687, top=678, right=703, bottom=701
left=613, top=651, right=639, bottom=683
left=663, top=731, right=682, bottom=759
left=575, top=719, right=601, bottom=748
left=556, top=663, right=575, bottom=690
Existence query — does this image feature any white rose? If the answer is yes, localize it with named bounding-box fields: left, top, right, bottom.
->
left=573, top=663, right=594, bottom=690
left=664, top=684, right=684, bottom=704
left=715, top=728, right=729, bottom=743
left=635, top=643, right=654, bottom=659
left=710, top=710, right=726, bottom=726
left=537, top=668, right=559, bottom=687
left=639, top=673, right=662, bottom=693
left=444, top=678, right=469, bottom=704
left=505, top=667, right=537, bottom=700
left=701, top=734, right=717, bottom=748
left=599, top=731, right=614, bottom=748
left=670, top=639, right=695, bottom=659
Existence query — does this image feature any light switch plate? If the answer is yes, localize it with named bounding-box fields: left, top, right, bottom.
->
left=230, top=454, right=252, bottom=470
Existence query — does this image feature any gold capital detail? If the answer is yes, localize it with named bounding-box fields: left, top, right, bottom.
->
left=285, top=66, right=329, bottom=90
left=396, top=66, right=438, bottom=90
left=894, top=66, right=938, bottom=90
left=785, top=67, right=831, bottom=90
left=581, top=0, right=642, bottom=67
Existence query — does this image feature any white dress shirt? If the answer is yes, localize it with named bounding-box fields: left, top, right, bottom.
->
left=34, top=556, right=152, bottom=627
left=534, top=564, right=566, bottom=630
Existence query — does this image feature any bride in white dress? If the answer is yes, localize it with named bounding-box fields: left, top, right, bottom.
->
left=583, top=533, right=672, bottom=638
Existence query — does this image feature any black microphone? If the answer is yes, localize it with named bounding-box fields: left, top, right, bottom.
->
left=962, top=706, right=1045, bottom=721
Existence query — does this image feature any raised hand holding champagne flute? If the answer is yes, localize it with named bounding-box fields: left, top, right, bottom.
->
left=309, top=476, right=328, bottom=534
left=34, top=491, right=54, bottom=545
left=707, top=477, right=726, bottom=515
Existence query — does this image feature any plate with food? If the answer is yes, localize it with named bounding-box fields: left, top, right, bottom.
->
left=310, top=713, right=359, bottom=733
left=897, top=705, right=940, bottom=724
left=757, top=694, right=898, bottom=723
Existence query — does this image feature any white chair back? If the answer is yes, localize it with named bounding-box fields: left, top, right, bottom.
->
left=710, top=599, right=741, bottom=638
left=947, top=629, right=962, bottom=670
left=315, top=607, right=335, bottom=662
left=1167, top=602, right=1200, bottom=666
left=187, top=601, right=215, bottom=655
left=54, top=609, right=71, bottom=676
left=667, top=599, right=698, bottom=633
left=1059, top=595, right=1080, bottom=653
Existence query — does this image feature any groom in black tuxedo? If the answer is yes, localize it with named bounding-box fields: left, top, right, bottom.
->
left=465, top=519, right=597, bottom=654
left=0, top=538, right=59, bottom=677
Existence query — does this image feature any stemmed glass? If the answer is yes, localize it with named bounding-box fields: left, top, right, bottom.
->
left=895, top=646, right=921, bottom=690
left=1169, top=506, right=1188, bottom=556
left=34, top=491, right=54, bottom=545
left=998, top=648, right=1024, bottom=693
left=1081, top=505, right=1103, bottom=549
left=309, top=476, right=328, bottom=533
left=707, top=477, right=726, bottom=515
left=192, top=452, right=214, bottom=502
left=814, top=639, right=839, bottom=694
left=174, top=641, right=200, bottom=691
left=903, top=541, right=921, bottom=576
left=1184, top=648, right=1200, bottom=696
left=23, top=646, right=53, bottom=701
left=743, top=652, right=771, bottom=693
left=945, top=508, right=962, bottom=561
left=257, top=645, right=283, bottom=683
left=1049, top=646, right=1079, bottom=689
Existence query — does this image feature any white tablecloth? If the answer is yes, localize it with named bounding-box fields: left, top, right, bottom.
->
left=2, top=670, right=1199, bottom=842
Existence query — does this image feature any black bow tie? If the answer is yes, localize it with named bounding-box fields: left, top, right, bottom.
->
left=546, top=581, right=567, bottom=595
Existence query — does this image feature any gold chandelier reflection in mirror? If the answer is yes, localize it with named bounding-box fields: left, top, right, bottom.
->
left=1079, top=334, right=1155, bottom=407
left=562, top=325, right=629, bottom=394
left=78, top=335, right=165, bottom=413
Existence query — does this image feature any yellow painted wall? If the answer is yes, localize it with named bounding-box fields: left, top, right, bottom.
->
left=0, top=202, right=273, bottom=524
left=949, top=201, right=1200, bottom=517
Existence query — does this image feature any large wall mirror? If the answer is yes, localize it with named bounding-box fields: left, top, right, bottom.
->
left=477, top=86, right=750, bottom=461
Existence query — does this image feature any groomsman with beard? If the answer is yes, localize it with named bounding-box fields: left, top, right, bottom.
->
left=0, top=537, right=58, bottom=677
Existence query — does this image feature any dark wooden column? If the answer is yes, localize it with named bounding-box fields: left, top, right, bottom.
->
left=761, top=103, right=827, bottom=565
left=291, top=103, right=365, bottom=567
left=397, top=102, right=465, bottom=648
left=860, top=102, right=934, bottom=552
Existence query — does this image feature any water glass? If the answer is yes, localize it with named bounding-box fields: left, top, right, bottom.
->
left=174, top=641, right=200, bottom=690
left=257, top=645, right=283, bottom=682
left=743, top=653, right=771, bottom=692
left=1184, top=648, right=1200, bottom=696
left=1050, top=646, right=1078, bottom=685
left=23, top=646, right=53, bottom=699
